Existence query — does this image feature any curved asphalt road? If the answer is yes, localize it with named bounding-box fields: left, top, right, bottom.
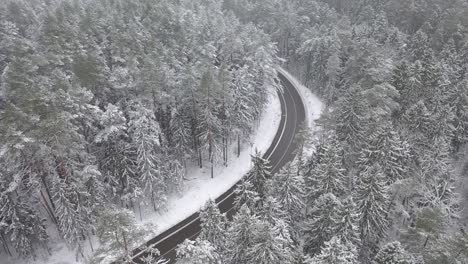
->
left=117, top=70, right=306, bottom=263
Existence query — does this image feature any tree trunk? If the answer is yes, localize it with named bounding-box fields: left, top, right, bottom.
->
left=423, top=235, right=430, bottom=248
left=88, top=232, right=94, bottom=252
left=40, top=190, right=58, bottom=224
left=237, top=133, right=241, bottom=158
left=151, top=191, right=157, bottom=212
left=0, top=233, right=11, bottom=257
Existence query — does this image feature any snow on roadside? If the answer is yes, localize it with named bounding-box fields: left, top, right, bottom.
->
left=277, top=67, right=324, bottom=157
left=4, top=90, right=281, bottom=264
left=277, top=66, right=323, bottom=129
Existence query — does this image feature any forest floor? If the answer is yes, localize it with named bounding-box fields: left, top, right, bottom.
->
left=4, top=88, right=282, bottom=264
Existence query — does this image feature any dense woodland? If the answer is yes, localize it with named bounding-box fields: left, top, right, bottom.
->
left=174, top=0, right=468, bottom=264
left=2, top=0, right=468, bottom=263
left=0, top=0, right=278, bottom=261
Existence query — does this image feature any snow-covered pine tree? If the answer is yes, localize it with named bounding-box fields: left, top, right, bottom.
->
left=373, top=241, right=416, bottom=264
left=249, top=151, right=272, bottom=200
left=233, top=178, right=261, bottom=211
left=247, top=220, right=294, bottom=264
left=225, top=205, right=259, bottom=264
left=306, top=236, right=358, bottom=264
left=52, top=178, right=90, bottom=255
left=197, top=70, right=221, bottom=178
left=332, top=84, right=369, bottom=161
left=92, top=207, right=152, bottom=263
left=175, top=238, right=222, bottom=264
left=303, top=193, right=341, bottom=255
left=199, top=199, right=227, bottom=250
left=334, top=196, right=361, bottom=247
left=128, top=102, right=166, bottom=212
left=0, top=186, right=48, bottom=257
left=357, top=121, right=411, bottom=184
left=307, top=134, right=347, bottom=201
left=95, top=104, right=136, bottom=203
left=355, top=164, right=390, bottom=261
left=268, top=161, right=305, bottom=236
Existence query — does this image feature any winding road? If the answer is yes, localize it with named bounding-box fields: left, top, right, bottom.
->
left=119, top=70, right=306, bottom=263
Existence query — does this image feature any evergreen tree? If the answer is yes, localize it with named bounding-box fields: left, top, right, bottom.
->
left=199, top=199, right=227, bottom=250
left=176, top=238, right=222, bottom=264
left=269, top=161, right=306, bottom=229
left=225, top=205, right=259, bottom=264
left=249, top=152, right=271, bottom=200
left=233, top=178, right=261, bottom=211
left=307, top=134, right=347, bottom=201
left=128, top=102, right=166, bottom=212
left=355, top=165, right=390, bottom=260
left=374, top=241, right=416, bottom=264
left=334, top=196, right=361, bottom=247
left=306, top=236, right=358, bottom=264
left=303, top=193, right=341, bottom=255
left=247, top=220, right=294, bottom=264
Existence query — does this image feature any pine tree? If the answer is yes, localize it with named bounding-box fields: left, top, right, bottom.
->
left=233, top=178, right=261, bottom=211
left=355, top=165, right=390, bottom=260
left=306, top=236, right=358, bottom=264
left=357, top=122, right=411, bottom=183
left=176, top=238, right=222, bottom=264
left=0, top=191, right=48, bottom=257
left=52, top=178, right=90, bottom=253
left=269, top=161, right=305, bottom=234
left=332, top=85, right=368, bottom=156
left=334, top=196, right=361, bottom=247
left=374, top=241, right=416, bottom=264
left=128, top=102, right=166, bottom=212
left=247, top=220, right=294, bottom=264
left=307, top=134, right=347, bottom=201
left=303, top=193, right=341, bottom=255
left=92, top=208, right=152, bottom=262
left=198, top=70, right=221, bottom=178
left=199, top=199, right=227, bottom=250
left=249, top=152, right=271, bottom=200
left=225, top=205, right=259, bottom=264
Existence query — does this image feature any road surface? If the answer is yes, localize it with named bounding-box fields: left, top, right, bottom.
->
left=118, top=70, right=306, bottom=263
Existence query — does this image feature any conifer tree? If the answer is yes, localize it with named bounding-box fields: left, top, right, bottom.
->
left=225, top=205, right=259, bottom=264
left=247, top=220, right=294, bottom=264
left=355, top=165, right=390, bottom=260
left=233, top=178, right=261, bottom=211
left=303, top=193, right=341, bottom=255
left=269, top=161, right=306, bottom=233
left=199, top=199, right=227, bottom=250
left=249, top=152, right=272, bottom=200
left=307, top=236, right=358, bottom=264
left=374, top=241, right=416, bottom=264
left=176, top=238, right=222, bottom=264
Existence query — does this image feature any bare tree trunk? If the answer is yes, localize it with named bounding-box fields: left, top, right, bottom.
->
left=40, top=190, right=58, bottom=224
left=0, top=233, right=11, bottom=257
left=88, top=232, right=94, bottom=252
left=237, top=133, right=241, bottom=158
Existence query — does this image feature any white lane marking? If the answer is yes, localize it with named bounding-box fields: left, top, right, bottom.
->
left=270, top=79, right=299, bottom=173
left=131, top=73, right=299, bottom=261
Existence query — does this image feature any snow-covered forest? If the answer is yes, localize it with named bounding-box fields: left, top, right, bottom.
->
left=0, top=0, right=278, bottom=262
left=175, top=0, right=468, bottom=264
left=2, top=0, right=468, bottom=264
